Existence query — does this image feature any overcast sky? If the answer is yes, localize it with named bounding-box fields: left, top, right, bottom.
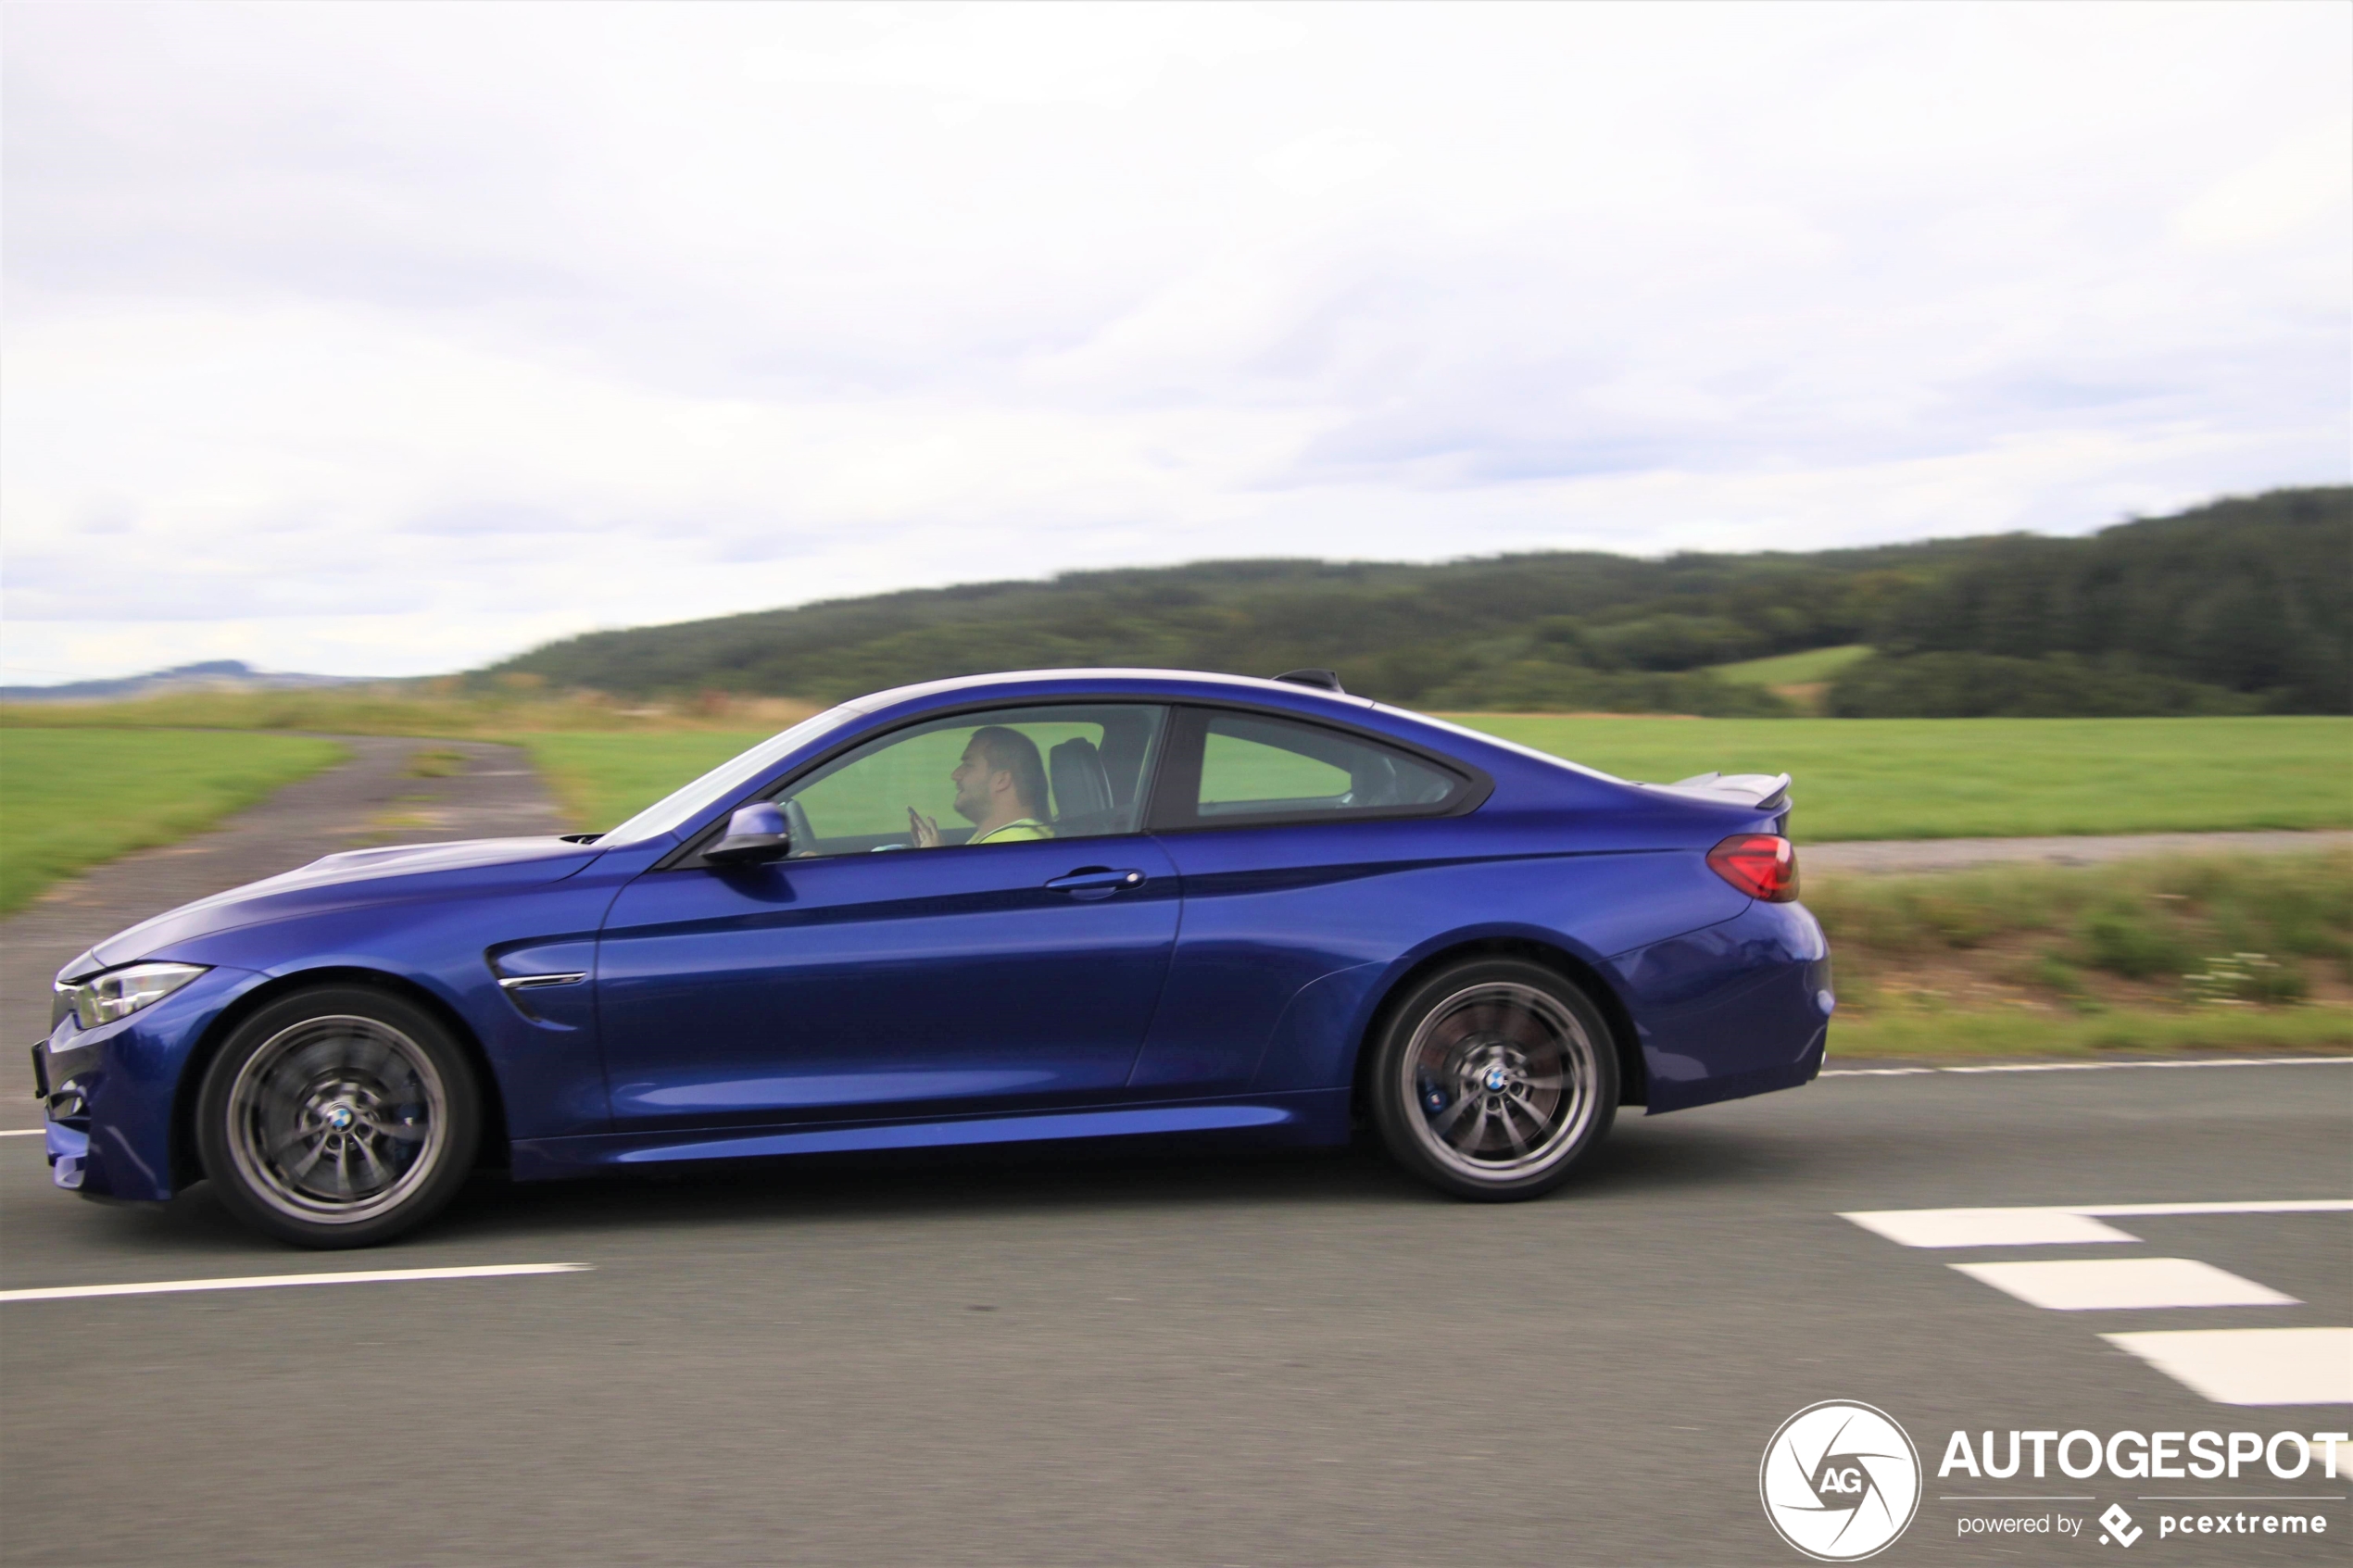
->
left=4, top=3, right=2347, bottom=683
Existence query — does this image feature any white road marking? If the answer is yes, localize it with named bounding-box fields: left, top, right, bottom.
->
left=1821, top=1055, right=2352, bottom=1077
left=1844, top=1208, right=2143, bottom=1248
left=2102, top=1327, right=2353, bottom=1407
left=1945, top=1058, right=2350, bottom=1074
left=1843, top=1198, right=2353, bottom=1247
left=1952, top=1258, right=2297, bottom=1311
left=0, top=1129, right=46, bottom=1138
left=1826, top=1053, right=2343, bottom=1081
left=2077, top=1198, right=2353, bottom=1217
left=0, top=1262, right=590, bottom=1304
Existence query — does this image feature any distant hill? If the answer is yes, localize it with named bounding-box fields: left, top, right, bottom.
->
left=1832, top=487, right=2349, bottom=715
left=0, top=659, right=360, bottom=704
left=490, top=487, right=2351, bottom=717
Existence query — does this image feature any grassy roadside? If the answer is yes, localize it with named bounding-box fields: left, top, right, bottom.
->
left=0, top=730, right=346, bottom=917
left=1807, top=849, right=2351, bottom=1060
left=520, top=732, right=770, bottom=834
left=1826, top=1007, right=2349, bottom=1060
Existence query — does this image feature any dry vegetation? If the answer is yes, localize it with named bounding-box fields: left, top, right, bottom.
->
left=1811, top=849, right=2353, bottom=1058
left=0, top=680, right=822, bottom=739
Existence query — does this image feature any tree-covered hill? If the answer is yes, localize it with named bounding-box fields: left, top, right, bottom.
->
left=491, top=486, right=2349, bottom=716
left=1833, top=487, right=2349, bottom=715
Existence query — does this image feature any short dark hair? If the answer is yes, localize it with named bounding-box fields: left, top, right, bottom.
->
left=966, top=725, right=1049, bottom=818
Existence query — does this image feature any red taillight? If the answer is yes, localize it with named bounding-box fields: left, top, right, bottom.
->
left=1708, top=834, right=1798, bottom=902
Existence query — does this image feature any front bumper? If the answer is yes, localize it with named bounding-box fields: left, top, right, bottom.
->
left=29, top=1039, right=92, bottom=1189
left=29, top=965, right=258, bottom=1202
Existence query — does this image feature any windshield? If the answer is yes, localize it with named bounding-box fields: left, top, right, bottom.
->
left=598, top=704, right=864, bottom=847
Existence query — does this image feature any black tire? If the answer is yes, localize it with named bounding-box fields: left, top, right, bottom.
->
left=195, top=985, right=482, bottom=1248
left=1369, top=959, right=1618, bottom=1201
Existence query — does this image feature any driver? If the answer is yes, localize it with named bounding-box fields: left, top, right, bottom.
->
left=910, top=725, right=1055, bottom=847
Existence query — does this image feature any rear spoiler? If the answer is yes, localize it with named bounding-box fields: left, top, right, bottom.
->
left=1649, top=771, right=1793, bottom=814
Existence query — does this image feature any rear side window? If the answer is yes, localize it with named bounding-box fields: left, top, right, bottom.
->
left=1160, top=709, right=1469, bottom=828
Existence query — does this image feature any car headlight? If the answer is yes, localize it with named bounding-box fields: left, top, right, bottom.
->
left=60, top=962, right=208, bottom=1030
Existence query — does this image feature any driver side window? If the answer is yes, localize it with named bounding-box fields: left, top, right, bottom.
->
left=775, top=704, right=1167, bottom=857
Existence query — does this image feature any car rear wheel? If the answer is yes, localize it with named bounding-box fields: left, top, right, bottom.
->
left=1370, top=959, right=1617, bottom=1201
left=196, top=986, right=481, bottom=1248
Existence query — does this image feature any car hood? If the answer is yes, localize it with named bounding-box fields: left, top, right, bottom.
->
left=72, top=835, right=605, bottom=978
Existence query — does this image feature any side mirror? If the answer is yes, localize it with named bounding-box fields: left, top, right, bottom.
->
left=705, top=803, right=792, bottom=865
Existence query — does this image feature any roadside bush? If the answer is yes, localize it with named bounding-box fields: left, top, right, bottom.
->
left=1809, top=849, right=2351, bottom=1001
left=1827, top=651, right=2259, bottom=719
left=2075, top=906, right=2192, bottom=979
left=1423, top=660, right=1793, bottom=717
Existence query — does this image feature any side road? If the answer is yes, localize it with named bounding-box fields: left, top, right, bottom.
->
left=0, top=737, right=564, bottom=1055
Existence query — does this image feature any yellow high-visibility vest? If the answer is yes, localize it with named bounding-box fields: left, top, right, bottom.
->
left=969, top=818, right=1053, bottom=845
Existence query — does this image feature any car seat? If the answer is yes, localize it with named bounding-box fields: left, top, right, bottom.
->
left=1049, top=738, right=1119, bottom=836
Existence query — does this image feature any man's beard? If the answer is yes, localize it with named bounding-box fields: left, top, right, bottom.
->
left=952, top=784, right=987, bottom=824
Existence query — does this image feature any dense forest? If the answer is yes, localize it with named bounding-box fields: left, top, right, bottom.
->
left=492, top=487, right=2349, bottom=716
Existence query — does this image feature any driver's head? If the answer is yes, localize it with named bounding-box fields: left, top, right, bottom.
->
left=950, top=725, right=1049, bottom=825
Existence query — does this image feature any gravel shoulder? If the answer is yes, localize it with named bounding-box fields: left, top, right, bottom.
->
left=1805, top=828, right=2349, bottom=875
left=0, top=737, right=563, bottom=1054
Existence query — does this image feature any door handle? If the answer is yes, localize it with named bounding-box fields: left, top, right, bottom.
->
left=1045, top=867, right=1147, bottom=898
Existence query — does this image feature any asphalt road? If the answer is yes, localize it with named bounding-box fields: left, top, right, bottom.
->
left=4, top=1060, right=2346, bottom=1566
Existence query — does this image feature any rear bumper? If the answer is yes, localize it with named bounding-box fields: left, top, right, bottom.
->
left=1610, top=899, right=1831, bottom=1114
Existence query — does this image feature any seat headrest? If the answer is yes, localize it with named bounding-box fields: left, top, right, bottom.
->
left=1049, top=737, right=1114, bottom=823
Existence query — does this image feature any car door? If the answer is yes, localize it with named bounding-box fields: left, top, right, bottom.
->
left=597, top=703, right=1179, bottom=1133
left=1128, top=705, right=1480, bottom=1094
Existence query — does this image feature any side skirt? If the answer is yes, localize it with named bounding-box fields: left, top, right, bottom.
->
left=509, top=1089, right=1354, bottom=1181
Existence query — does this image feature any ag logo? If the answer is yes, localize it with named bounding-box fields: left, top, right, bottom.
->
left=1759, top=1400, right=1922, bottom=1562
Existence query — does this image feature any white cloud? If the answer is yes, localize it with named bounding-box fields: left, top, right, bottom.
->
left=1, top=1, right=2346, bottom=683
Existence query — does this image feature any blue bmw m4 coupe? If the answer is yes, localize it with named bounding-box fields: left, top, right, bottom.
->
left=33, top=669, right=1830, bottom=1248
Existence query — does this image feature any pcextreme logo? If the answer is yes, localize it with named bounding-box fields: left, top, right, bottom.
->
left=1760, top=1400, right=1923, bottom=1562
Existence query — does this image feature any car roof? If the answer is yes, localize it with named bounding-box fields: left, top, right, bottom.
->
left=838, top=668, right=1641, bottom=800
left=844, top=667, right=1380, bottom=716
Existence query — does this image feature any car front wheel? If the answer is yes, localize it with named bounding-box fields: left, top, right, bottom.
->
left=1370, top=959, right=1617, bottom=1201
left=196, top=986, right=481, bottom=1248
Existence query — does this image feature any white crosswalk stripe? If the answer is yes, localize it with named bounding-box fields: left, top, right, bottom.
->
left=1841, top=1200, right=2348, bottom=1405
left=2103, top=1328, right=2353, bottom=1407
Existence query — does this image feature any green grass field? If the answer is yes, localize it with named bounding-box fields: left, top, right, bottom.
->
left=0, top=730, right=346, bottom=916
left=7, top=712, right=2346, bottom=927
left=522, top=714, right=2353, bottom=845
left=520, top=733, right=769, bottom=835
left=1705, top=644, right=1872, bottom=687
left=1443, top=714, right=2351, bottom=841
